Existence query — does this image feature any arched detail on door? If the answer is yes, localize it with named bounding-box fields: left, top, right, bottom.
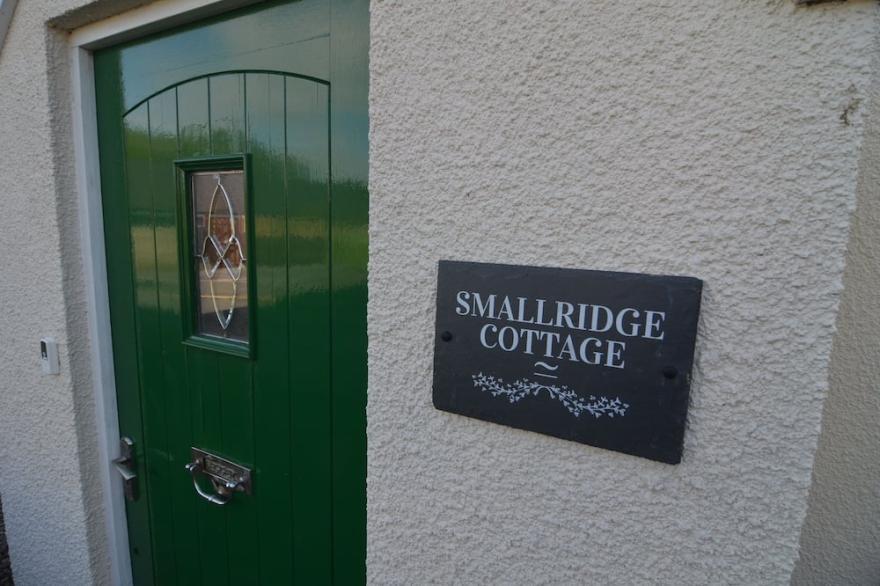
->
left=114, top=62, right=336, bottom=583
left=123, top=70, right=330, bottom=164
left=95, top=2, right=367, bottom=581
left=124, top=70, right=329, bottom=118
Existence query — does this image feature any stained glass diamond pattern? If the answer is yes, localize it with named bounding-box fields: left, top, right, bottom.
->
left=192, top=170, right=249, bottom=341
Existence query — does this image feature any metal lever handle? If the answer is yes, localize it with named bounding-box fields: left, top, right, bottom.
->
left=185, top=460, right=232, bottom=505
left=184, top=448, right=252, bottom=506
left=113, top=458, right=136, bottom=481
left=113, top=437, right=138, bottom=501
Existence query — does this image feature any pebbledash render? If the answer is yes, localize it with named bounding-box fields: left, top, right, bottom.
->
left=0, top=0, right=878, bottom=584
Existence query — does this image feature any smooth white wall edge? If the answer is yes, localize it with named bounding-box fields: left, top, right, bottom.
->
left=792, top=50, right=880, bottom=585
left=0, top=0, right=19, bottom=51
left=69, top=43, right=130, bottom=586
left=69, top=0, right=261, bottom=48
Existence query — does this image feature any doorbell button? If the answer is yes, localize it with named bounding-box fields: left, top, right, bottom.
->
left=40, top=337, right=60, bottom=375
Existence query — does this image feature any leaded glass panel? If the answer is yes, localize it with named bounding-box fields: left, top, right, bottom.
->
left=191, top=170, right=249, bottom=342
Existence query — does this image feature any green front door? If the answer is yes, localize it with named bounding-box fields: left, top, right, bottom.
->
left=94, top=2, right=368, bottom=584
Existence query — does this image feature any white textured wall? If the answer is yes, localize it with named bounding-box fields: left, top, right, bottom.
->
left=1, top=0, right=879, bottom=584
left=368, top=1, right=879, bottom=584
left=0, top=6, right=92, bottom=586
left=0, top=1, right=147, bottom=584
left=792, top=70, right=880, bottom=586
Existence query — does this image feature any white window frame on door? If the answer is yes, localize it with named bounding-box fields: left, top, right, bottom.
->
left=69, top=1, right=260, bottom=583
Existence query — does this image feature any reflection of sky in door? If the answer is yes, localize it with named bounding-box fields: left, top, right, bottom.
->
left=115, top=0, right=367, bottom=184
left=118, top=0, right=329, bottom=112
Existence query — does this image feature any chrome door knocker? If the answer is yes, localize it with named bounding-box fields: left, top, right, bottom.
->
left=185, top=447, right=252, bottom=506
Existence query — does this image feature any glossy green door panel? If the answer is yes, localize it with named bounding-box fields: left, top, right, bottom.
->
left=94, top=2, right=368, bottom=584
left=116, top=0, right=330, bottom=114
left=246, top=71, right=291, bottom=584
left=329, top=2, right=369, bottom=579
left=286, top=77, right=333, bottom=582
left=249, top=72, right=293, bottom=582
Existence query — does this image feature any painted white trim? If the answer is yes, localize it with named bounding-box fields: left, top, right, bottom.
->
left=70, top=44, right=131, bottom=586
left=70, top=0, right=261, bottom=49
left=0, top=0, right=20, bottom=52
left=68, top=1, right=261, bottom=583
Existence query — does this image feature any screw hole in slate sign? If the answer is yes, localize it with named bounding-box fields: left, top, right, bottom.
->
left=432, top=260, right=703, bottom=464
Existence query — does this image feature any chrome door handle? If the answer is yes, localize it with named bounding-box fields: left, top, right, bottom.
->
left=185, top=447, right=252, bottom=506
left=112, top=437, right=138, bottom=501
left=185, top=460, right=233, bottom=505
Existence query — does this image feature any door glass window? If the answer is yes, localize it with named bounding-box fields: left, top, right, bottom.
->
left=191, top=170, right=249, bottom=342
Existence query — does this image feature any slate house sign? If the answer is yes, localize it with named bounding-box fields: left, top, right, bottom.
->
left=432, top=260, right=703, bottom=464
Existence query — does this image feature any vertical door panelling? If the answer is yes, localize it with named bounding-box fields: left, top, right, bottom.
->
left=148, top=89, right=202, bottom=586
left=96, top=2, right=367, bottom=582
left=176, top=77, right=228, bottom=585
left=210, top=72, right=262, bottom=585
left=178, top=79, right=211, bottom=158
left=94, top=48, right=155, bottom=586
left=247, top=72, right=294, bottom=583
left=287, top=78, right=332, bottom=583
left=123, top=104, right=178, bottom=583
left=209, top=74, right=246, bottom=154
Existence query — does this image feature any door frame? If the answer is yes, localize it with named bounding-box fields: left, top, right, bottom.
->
left=68, top=2, right=291, bottom=584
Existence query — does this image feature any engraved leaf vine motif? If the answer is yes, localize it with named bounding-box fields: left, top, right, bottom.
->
left=472, top=372, right=629, bottom=419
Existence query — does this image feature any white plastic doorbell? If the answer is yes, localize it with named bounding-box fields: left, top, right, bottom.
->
left=40, top=337, right=60, bottom=375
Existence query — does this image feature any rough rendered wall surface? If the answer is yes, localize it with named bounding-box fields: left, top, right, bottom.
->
left=0, top=4, right=92, bottom=585
left=0, top=0, right=147, bottom=584
left=367, top=1, right=879, bottom=584
left=792, top=73, right=880, bottom=586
